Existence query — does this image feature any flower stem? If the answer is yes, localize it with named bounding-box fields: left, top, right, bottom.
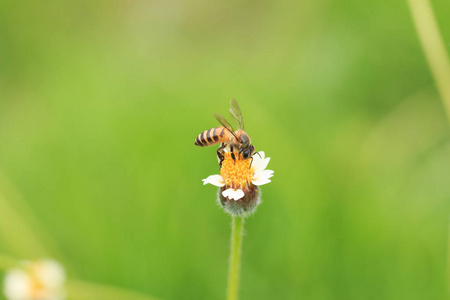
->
left=407, top=0, right=450, bottom=120
left=226, top=216, right=244, bottom=300
left=408, top=0, right=450, bottom=294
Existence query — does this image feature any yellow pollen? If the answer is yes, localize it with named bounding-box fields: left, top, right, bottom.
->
left=220, top=151, right=253, bottom=190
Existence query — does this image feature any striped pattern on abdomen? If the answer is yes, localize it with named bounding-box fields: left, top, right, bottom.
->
left=194, top=126, right=228, bottom=147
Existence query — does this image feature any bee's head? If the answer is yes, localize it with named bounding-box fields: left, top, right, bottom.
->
left=236, top=131, right=254, bottom=160
left=240, top=144, right=255, bottom=160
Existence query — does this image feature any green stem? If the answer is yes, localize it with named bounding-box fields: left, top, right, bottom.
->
left=407, top=0, right=450, bottom=120
left=226, top=216, right=244, bottom=300
left=408, top=0, right=450, bottom=295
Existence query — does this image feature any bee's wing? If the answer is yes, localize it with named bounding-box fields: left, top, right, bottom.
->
left=214, top=113, right=240, bottom=141
left=229, top=98, right=245, bottom=130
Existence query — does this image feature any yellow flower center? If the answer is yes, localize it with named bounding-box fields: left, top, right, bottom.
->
left=220, top=151, right=253, bottom=190
left=28, top=264, right=45, bottom=298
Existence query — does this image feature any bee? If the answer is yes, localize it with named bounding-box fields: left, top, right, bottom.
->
left=194, top=99, right=256, bottom=167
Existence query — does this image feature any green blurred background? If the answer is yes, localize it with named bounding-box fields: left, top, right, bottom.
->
left=1, top=0, right=450, bottom=299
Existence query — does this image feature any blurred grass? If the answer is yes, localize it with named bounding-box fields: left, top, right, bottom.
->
left=0, top=0, right=450, bottom=299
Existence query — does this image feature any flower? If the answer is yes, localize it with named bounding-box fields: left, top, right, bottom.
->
left=3, top=259, right=66, bottom=300
left=202, top=149, right=274, bottom=216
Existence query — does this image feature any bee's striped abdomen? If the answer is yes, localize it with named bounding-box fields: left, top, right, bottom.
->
left=195, top=126, right=227, bottom=147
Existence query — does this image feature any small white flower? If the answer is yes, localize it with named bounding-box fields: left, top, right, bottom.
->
left=3, top=259, right=66, bottom=300
left=202, top=150, right=274, bottom=202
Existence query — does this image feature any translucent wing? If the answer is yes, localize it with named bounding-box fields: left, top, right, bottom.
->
left=214, top=113, right=240, bottom=141
left=229, top=98, right=245, bottom=130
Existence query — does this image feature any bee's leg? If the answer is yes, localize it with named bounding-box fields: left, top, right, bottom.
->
left=217, top=150, right=224, bottom=168
left=217, top=143, right=226, bottom=169
left=219, top=156, right=224, bottom=169
left=249, top=151, right=260, bottom=168
left=230, top=144, right=236, bottom=164
left=238, top=148, right=244, bottom=159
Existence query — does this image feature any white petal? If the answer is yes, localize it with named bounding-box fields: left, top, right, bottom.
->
left=253, top=169, right=274, bottom=181
left=260, top=169, right=274, bottom=178
left=222, top=188, right=245, bottom=201
left=34, top=260, right=66, bottom=288
left=252, top=169, right=274, bottom=186
left=252, top=178, right=272, bottom=186
left=202, top=175, right=225, bottom=187
left=257, top=151, right=265, bottom=160
left=252, top=155, right=271, bottom=173
left=3, top=269, right=33, bottom=299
